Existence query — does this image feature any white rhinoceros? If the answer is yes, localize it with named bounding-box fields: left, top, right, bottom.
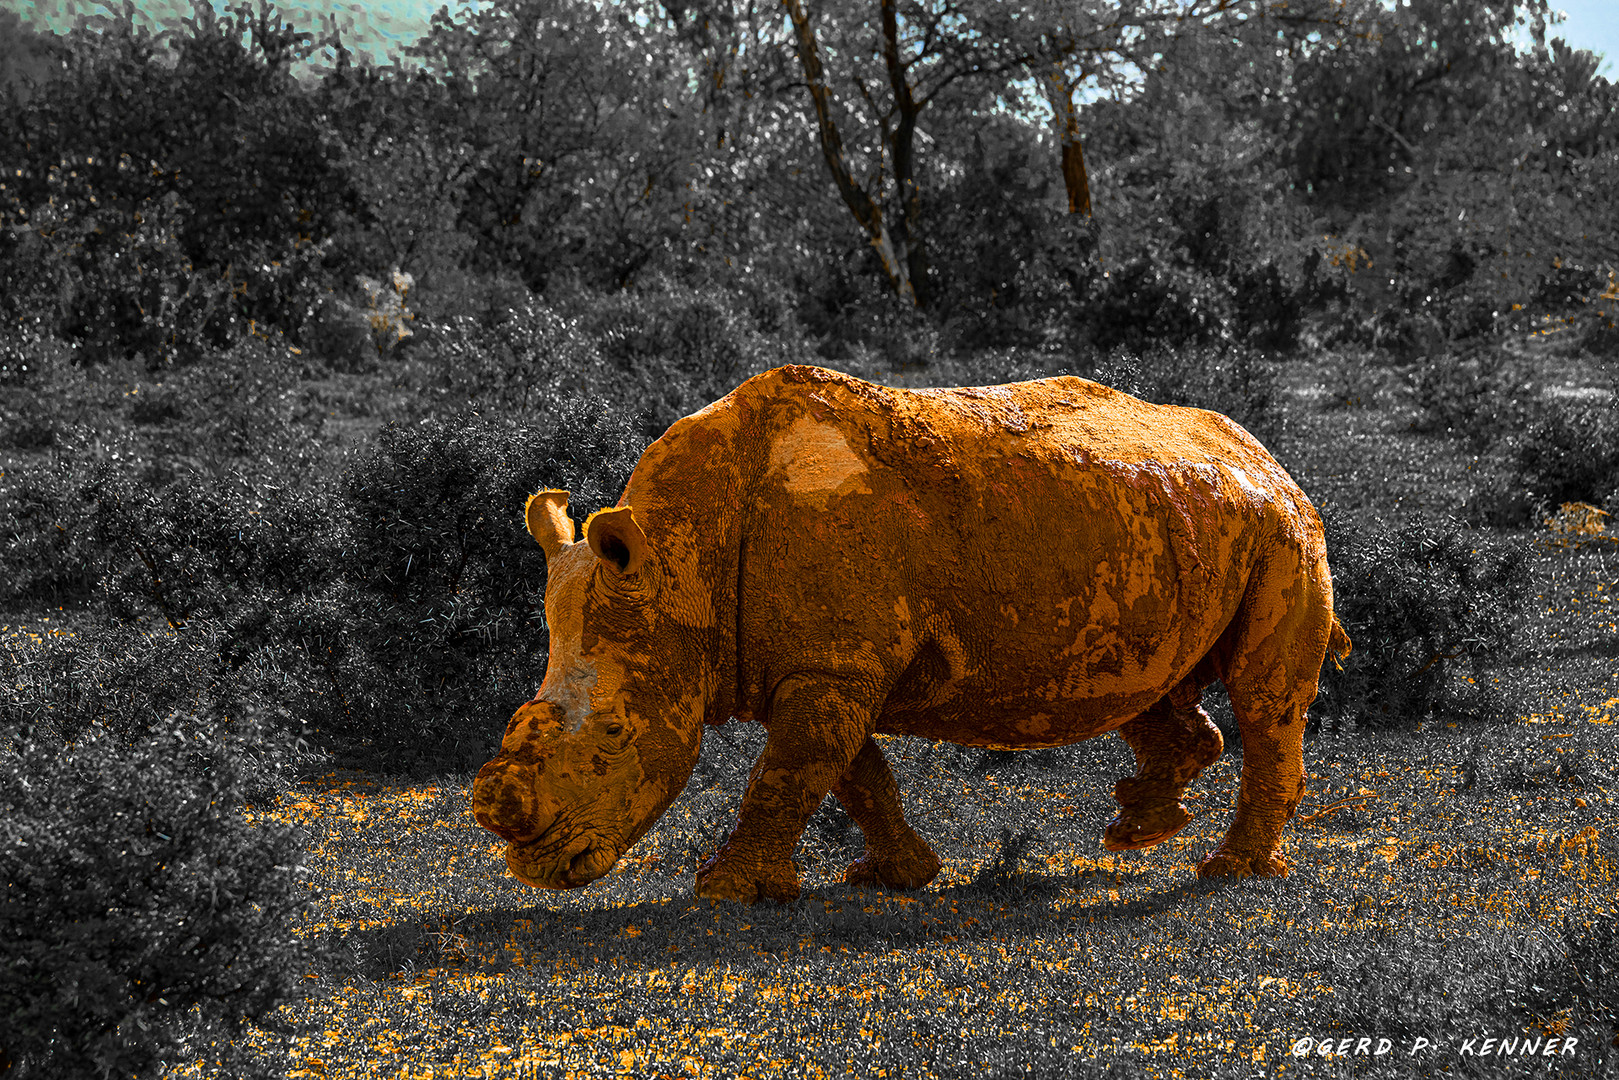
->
left=472, top=365, right=1350, bottom=903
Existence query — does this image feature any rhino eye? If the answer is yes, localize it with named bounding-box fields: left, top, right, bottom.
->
left=605, top=722, right=624, bottom=738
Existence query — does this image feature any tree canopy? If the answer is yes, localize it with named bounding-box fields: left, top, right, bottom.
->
left=1, top=0, right=1613, bottom=356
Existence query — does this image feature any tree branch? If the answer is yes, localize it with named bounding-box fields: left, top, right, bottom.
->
left=780, top=0, right=915, bottom=304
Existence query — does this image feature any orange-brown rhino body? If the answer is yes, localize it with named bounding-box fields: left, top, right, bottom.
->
left=472, top=365, right=1350, bottom=903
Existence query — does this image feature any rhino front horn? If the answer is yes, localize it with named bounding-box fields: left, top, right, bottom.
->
left=525, top=489, right=576, bottom=560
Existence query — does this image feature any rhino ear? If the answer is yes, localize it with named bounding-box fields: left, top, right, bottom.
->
left=584, top=505, right=646, bottom=576
left=525, top=489, right=576, bottom=560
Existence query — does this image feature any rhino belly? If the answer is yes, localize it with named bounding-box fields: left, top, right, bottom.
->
left=875, top=622, right=1205, bottom=749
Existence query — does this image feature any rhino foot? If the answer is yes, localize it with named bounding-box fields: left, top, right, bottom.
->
left=1102, top=799, right=1193, bottom=852
left=844, top=842, right=943, bottom=892
left=695, top=847, right=801, bottom=904
left=1196, top=849, right=1290, bottom=879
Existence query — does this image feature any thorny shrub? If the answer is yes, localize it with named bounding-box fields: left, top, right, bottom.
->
left=1086, top=342, right=1286, bottom=452
left=2, top=621, right=235, bottom=748
left=2, top=402, right=643, bottom=768
left=564, top=279, right=789, bottom=437
left=1316, top=511, right=1529, bottom=731
left=0, top=712, right=311, bottom=1080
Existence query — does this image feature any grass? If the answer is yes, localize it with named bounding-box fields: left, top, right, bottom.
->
left=215, top=698, right=1614, bottom=1078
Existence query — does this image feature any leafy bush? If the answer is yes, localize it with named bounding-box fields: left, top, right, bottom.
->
left=397, top=295, right=612, bottom=418
left=923, top=121, right=1081, bottom=353
left=565, top=281, right=789, bottom=437
left=1316, top=512, right=1528, bottom=731
left=1407, top=345, right=1537, bottom=451
left=1087, top=342, right=1285, bottom=451
left=8, top=177, right=251, bottom=368
left=0, top=73, right=342, bottom=363
left=1074, top=29, right=1320, bottom=358
left=0, top=711, right=309, bottom=1079
left=1509, top=397, right=1619, bottom=518
left=2, top=396, right=645, bottom=767
left=1071, top=256, right=1243, bottom=354
left=0, top=1, right=360, bottom=333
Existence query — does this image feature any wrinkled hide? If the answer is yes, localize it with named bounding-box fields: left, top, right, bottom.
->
left=473, top=365, right=1350, bottom=902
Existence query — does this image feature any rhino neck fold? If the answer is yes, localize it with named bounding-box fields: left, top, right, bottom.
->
left=619, top=389, right=758, bottom=729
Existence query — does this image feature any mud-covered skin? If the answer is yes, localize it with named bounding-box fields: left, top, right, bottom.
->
left=472, top=365, right=1351, bottom=902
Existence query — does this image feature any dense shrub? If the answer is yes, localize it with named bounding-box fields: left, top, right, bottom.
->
left=1086, top=342, right=1286, bottom=451
left=1510, top=397, right=1619, bottom=518
left=397, top=295, right=612, bottom=417
left=1316, top=511, right=1529, bottom=731
left=0, top=176, right=242, bottom=368
left=0, top=339, right=329, bottom=614
left=564, top=281, right=791, bottom=437
left=1071, top=256, right=1243, bottom=354
left=0, top=711, right=310, bottom=1079
left=0, top=2, right=361, bottom=351
left=1404, top=349, right=1619, bottom=526
left=312, top=407, right=642, bottom=763
left=923, top=122, right=1081, bottom=353
left=1408, top=344, right=1537, bottom=450
left=82, top=467, right=340, bottom=628
left=0, top=331, right=93, bottom=452
left=1, top=622, right=229, bottom=747
left=1521, top=915, right=1619, bottom=1060
left=1401, top=345, right=1619, bottom=526
left=2, top=398, right=644, bottom=767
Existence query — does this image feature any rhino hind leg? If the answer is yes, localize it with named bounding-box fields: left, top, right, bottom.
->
left=1103, top=685, right=1223, bottom=853
left=1197, top=536, right=1330, bottom=880
left=1196, top=691, right=1307, bottom=880
left=833, top=736, right=943, bottom=891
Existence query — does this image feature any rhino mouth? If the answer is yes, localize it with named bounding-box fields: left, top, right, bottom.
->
left=506, top=829, right=617, bottom=890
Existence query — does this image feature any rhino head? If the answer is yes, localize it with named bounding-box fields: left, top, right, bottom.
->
left=471, top=489, right=706, bottom=889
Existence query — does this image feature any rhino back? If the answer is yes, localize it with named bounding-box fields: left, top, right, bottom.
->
left=728, top=366, right=1315, bottom=746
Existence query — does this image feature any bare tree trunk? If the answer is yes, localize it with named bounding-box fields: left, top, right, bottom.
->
left=781, top=0, right=917, bottom=305
left=1043, top=65, right=1093, bottom=217
left=879, top=0, right=931, bottom=307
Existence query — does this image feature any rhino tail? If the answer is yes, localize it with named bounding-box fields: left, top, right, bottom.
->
left=1327, top=615, right=1352, bottom=670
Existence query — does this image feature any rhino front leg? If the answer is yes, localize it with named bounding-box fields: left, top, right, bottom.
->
left=696, top=674, right=876, bottom=904
left=1103, top=685, right=1223, bottom=852
left=833, top=736, right=942, bottom=891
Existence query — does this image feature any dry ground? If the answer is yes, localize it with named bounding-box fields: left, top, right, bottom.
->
left=151, top=349, right=1619, bottom=1079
